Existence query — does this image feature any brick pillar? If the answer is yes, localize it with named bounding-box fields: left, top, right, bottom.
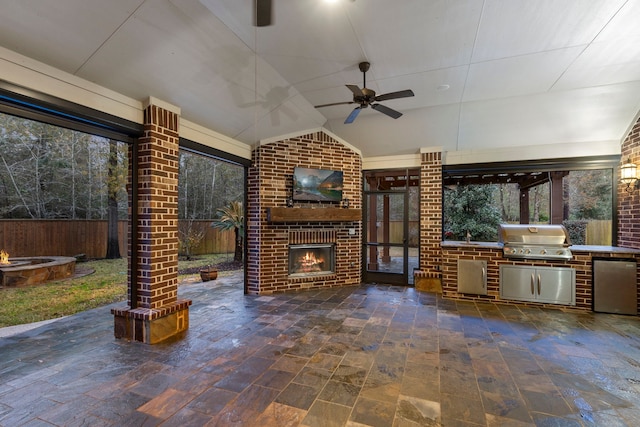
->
left=415, top=149, right=443, bottom=292
left=111, top=99, right=191, bottom=343
left=618, top=114, right=640, bottom=249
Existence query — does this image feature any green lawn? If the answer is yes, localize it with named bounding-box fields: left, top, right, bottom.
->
left=0, top=253, right=239, bottom=328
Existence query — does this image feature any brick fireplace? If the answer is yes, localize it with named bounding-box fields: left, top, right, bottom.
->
left=247, top=131, right=362, bottom=294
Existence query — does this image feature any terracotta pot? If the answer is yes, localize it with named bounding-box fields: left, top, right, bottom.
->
left=200, top=269, right=218, bottom=281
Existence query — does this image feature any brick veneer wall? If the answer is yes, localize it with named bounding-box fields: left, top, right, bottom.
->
left=247, top=131, right=362, bottom=295
left=441, top=246, right=640, bottom=311
left=418, top=151, right=442, bottom=276
left=619, top=115, right=640, bottom=249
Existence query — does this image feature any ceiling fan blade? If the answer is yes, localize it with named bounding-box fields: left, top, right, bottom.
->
left=346, top=84, right=364, bottom=97
left=375, top=89, right=415, bottom=102
left=254, top=0, right=272, bottom=27
left=315, top=101, right=355, bottom=108
left=372, top=103, right=403, bottom=119
left=344, top=107, right=362, bottom=124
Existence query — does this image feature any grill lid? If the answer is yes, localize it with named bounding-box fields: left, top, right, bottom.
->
left=498, top=224, right=571, bottom=246
left=499, top=224, right=573, bottom=260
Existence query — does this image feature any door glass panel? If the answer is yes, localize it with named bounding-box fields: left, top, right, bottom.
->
left=366, top=193, right=404, bottom=274
left=367, top=194, right=404, bottom=244
left=367, top=244, right=404, bottom=274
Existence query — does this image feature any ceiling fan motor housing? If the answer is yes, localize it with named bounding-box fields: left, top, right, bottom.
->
left=356, top=88, right=376, bottom=106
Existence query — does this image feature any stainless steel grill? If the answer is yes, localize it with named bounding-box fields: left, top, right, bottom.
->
left=498, top=224, right=572, bottom=261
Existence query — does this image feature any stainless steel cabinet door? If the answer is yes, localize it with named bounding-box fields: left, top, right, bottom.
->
left=457, top=259, right=487, bottom=295
left=500, top=265, right=536, bottom=302
left=536, top=267, right=575, bottom=305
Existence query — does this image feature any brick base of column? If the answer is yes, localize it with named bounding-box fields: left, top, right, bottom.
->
left=111, top=299, right=192, bottom=344
left=414, top=270, right=442, bottom=293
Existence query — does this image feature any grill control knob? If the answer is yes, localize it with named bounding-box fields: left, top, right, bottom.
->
left=524, top=249, right=531, bottom=254
left=556, top=250, right=564, bottom=255
left=540, top=249, right=547, bottom=255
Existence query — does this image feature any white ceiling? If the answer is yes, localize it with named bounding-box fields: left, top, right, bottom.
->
left=1, top=0, right=640, bottom=158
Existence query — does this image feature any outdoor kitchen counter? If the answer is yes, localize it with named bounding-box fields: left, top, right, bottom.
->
left=440, top=241, right=640, bottom=312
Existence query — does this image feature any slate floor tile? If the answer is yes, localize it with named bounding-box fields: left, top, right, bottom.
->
left=2, top=271, right=640, bottom=426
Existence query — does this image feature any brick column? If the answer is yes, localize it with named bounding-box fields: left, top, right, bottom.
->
left=415, top=149, right=443, bottom=292
left=618, top=114, right=640, bottom=249
left=112, top=99, right=191, bottom=343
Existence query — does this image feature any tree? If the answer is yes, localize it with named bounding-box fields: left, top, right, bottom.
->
left=178, top=220, right=206, bottom=260
left=443, top=184, right=502, bottom=241
left=105, top=139, right=126, bottom=258
left=211, top=201, right=244, bottom=262
left=0, top=112, right=129, bottom=221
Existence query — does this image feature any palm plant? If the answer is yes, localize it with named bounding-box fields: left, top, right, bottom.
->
left=211, top=201, right=244, bottom=262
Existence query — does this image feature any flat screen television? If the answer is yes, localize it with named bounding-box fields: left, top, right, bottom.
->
left=293, top=167, right=343, bottom=202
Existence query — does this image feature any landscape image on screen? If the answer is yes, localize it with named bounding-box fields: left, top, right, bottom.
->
left=293, top=167, right=343, bottom=202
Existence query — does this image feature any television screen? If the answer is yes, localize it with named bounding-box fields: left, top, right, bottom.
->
left=293, top=167, right=343, bottom=202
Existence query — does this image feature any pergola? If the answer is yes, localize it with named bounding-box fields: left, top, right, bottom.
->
left=442, top=170, right=569, bottom=225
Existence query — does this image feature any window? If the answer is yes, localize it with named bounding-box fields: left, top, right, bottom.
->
left=443, top=157, right=617, bottom=245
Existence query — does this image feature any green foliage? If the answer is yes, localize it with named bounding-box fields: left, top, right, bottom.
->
left=563, top=220, right=588, bottom=245
left=566, top=170, right=612, bottom=220
left=443, top=184, right=502, bottom=242
left=211, top=201, right=244, bottom=262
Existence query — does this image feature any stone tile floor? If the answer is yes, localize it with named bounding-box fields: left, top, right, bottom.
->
left=1, top=271, right=640, bottom=426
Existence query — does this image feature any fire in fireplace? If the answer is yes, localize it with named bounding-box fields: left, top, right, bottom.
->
left=289, top=244, right=335, bottom=277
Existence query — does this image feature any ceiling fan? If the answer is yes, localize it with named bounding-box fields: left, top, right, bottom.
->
left=314, top=62, right=415, bottom=124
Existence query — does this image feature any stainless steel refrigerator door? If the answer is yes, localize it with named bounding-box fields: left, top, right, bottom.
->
left=593, top=259, right=637, bottom=315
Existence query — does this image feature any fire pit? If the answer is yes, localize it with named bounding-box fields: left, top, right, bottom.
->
left=0, top=251, right=76, bottom=287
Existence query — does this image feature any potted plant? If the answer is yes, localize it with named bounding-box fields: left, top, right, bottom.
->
left=199, top=266, right=218, bottom=282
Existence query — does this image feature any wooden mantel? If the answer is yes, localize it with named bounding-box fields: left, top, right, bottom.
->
left=266, top=207, right=361, bottom=223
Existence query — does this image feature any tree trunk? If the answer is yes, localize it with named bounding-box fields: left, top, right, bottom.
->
left=234, top=227, right=243, bottom=262
left=106, top=140, right=121, bottom=259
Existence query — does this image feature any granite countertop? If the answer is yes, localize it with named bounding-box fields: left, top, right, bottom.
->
left=441, top=242, right=640, bottom=255
left=441, top=241, right=503, bottom=249
left=570, top=245, right=640, bottom=254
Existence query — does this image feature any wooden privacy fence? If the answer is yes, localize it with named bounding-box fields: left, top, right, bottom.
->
left=586, top=220, right=612, bottom=246
left=0, top=220, right=233, bottom=259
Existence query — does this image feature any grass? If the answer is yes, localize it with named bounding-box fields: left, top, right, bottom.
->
left=0, top=253, right=239, bottom=328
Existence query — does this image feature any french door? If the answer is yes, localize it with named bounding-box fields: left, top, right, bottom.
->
left=363, top=169, right=420, bottom=285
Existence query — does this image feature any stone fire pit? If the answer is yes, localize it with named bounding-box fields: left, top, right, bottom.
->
left=0, top=256, right=77, bottom=287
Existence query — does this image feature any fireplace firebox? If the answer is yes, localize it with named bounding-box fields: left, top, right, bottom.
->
left=289, top=244, right=336, bottom=277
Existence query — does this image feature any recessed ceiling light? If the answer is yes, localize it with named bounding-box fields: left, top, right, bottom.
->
left=437, top=84, right=450, bottom=91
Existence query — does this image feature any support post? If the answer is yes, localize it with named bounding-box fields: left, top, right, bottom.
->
left=112, top=99, right=191, bottom=344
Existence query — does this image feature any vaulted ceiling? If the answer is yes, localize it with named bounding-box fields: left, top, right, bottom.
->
left=1, top=0, right=640, bottom=159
